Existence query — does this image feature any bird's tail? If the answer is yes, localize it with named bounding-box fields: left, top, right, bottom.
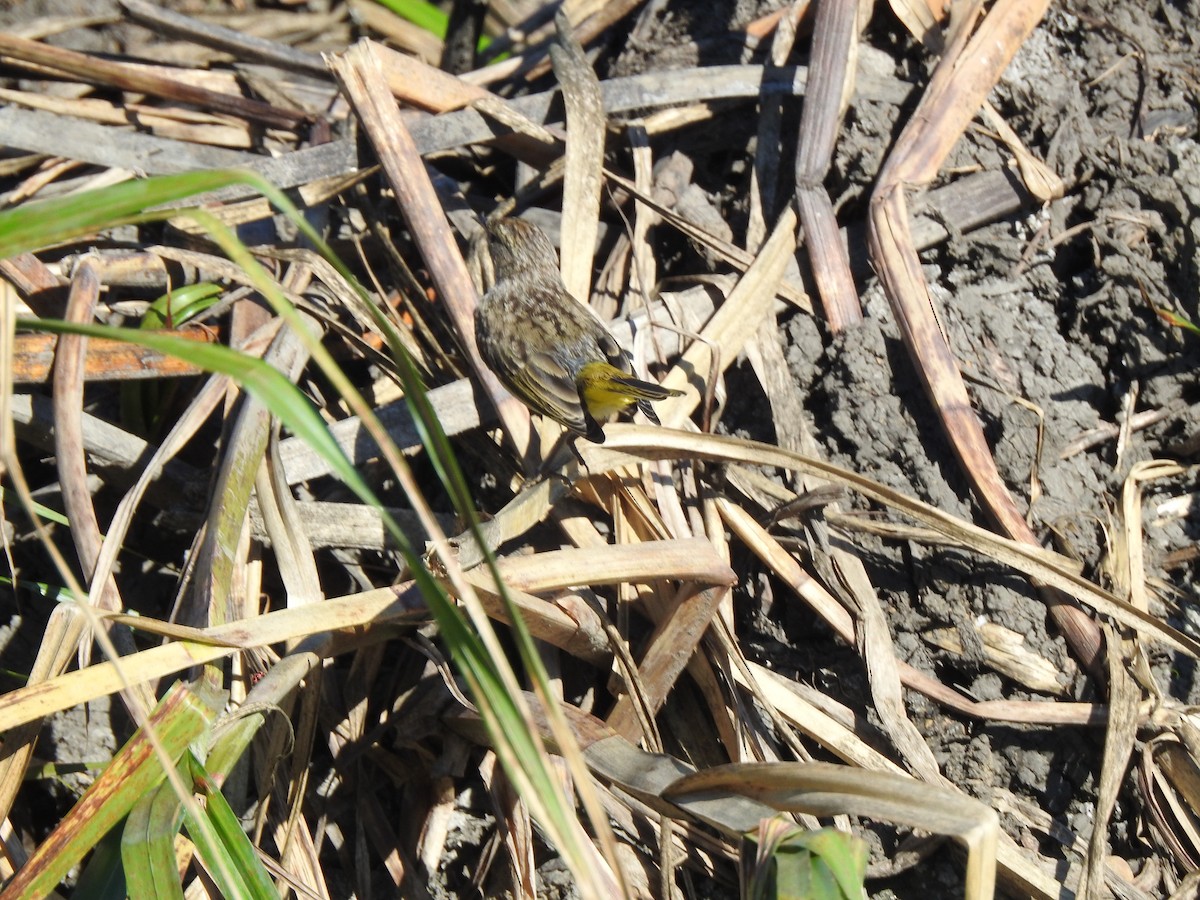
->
left=578, top=361, right=684, bottom=424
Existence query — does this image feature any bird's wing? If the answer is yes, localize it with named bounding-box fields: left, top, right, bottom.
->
left=506, top=348, right=590, bottom=437
left=595, top=329, right=635, bottom=376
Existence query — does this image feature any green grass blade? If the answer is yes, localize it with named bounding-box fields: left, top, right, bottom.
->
left=1, top=485, right=69, bottom=526
left=745, top=825, right=868, bottom=900
left=71, top=825, right=128, bottom=900
left=20, top=316, right=563, bottom=848
left=798, top=829, right=868, bottom=899
left=123, top=783, right=187, bottom=900
left=141, top=282, right=224, bottom=330
left=367, top=0, right=493, bottom=51
left=0, top=574, right=76, bottom=605
left=371, top=0, right=448, bottom=36
left=1, top=682, right=222, bottom=897
left=185, top=752, right=278, bottom=900
left=18, top=317, right=379, bottom=507
left=0, top=170, right=250, bottom=257
left=8, top=166, right=595, bottom=893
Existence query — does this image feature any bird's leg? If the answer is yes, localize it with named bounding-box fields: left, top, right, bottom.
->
left=538, top=431, right=587, bottom=480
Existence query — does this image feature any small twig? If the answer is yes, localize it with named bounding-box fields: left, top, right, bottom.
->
left=0, top=31, right=308, bottom=130
left=119, top=0, right=328, bottom=76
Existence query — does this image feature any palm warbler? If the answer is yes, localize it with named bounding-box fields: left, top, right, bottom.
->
left=476, top=217, right=683, bottom=443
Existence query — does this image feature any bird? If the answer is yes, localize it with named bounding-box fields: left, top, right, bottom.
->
left=475, top=217, right=682, bottom=444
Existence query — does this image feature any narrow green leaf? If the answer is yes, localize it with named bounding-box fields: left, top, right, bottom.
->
left=800, top=829, right=868, bottom=899
left=184, top=753, right=278, bottom=900
left=122, top=283, right=223, bottom=435
left=1, top=485, right=70, bottom=526
left=2, top=682, right=223, bottom=898
left=0, top=574, right=76, bottom=605
left=1156, top=305, right=1200, bottom=337
left=368, top=0, right=493, bottom=50
left=123, top=782, right=187, bottom=900
left=0, top=170, right=251, bottom=258
left=370, top=0, right=447, bottom=37
left=69, top=824, right=127, bottom=900
left=142, top=282, right=223, bottom=330
left=745, top=826, right=867, bottom=900
left=7, top=165, right=584, bottom=892
left=18, top=317, right=378, bottom=508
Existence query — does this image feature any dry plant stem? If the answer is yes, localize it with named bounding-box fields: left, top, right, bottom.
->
left=53, top=261, right=147, bottom=672
left=203, top=96, right=616, bottom=881
left=741, top=7, right=815, bottom=457
left=1143, top=734, right=1200, bottom=875
left=0, top=607, right=84, bottom=825
left=550, top=9, right=605, bottom=305
left=838, top=546, right=943, bottom=782
left=0, top=252, right=60, bottom=298
left=467, top=94, right=564, bottom=173
left=276, top=379, right=484, bottom=483
left=259, top=430, right=323, bottom=610
left=1, top=327, right=202, bottom=859
left=329, top=40, right=532, bottom=456
left=457, top=429, right=1102, bottom=734
left=921, top=623, right=1066, bottom=695
left=573, top=0, right=649, bottom=48
left=0, top=682, right=225, bottom=899
left=587, top=427, right=1197, bottom=659
left=52, top=264, right=119, bottom=621
left=481, top=756, right=538, bottom=898
left=0, top=119, right=346, bottom=221
left=609, top=172, right=813, bottom=317
left=706, top=620, right=818, bottom=768
left=182, top=314, right=284, bottom=646
left=118, top=0, right=328, bottom=76
left=465, top=577, right=612, bottom=665
left=795, top=0, right=863, bottom=330
left=0, top=64, right=901, bottom=193
left=0, top=535, right=735, bottom=732
left=0, top=31, right=306, bottom=130
left=718, top=498, right=1102, bottom=726
left=518, top=0, right=649, bottom=81
left=1059, top=407, right=1173, bottom=459
left=7, top=157, right=84, bottom=205
left=1081, top=625, right=1140, bottom=896
left=446, top=700, right=778, bottom=831
left=0, top=585, right=432, bottom=735
left=657, top=209, right=798, bottom=424
left=87, top=375, right=233, bottom=683
left=348, top=0, right=442, bottom=63
left=272, top=677, right=326, bottom=896
left=254, top=274, right=325, bottom=610
left=606, top=586, right=732, bottom=740
left=358, top=790, right=409, bottom=889
left=0, top=299, right=91, bottom=826
left=1080, top=461, right=1182, bottom=895
left=481, top=538, right=734, bottom=593
left=376, top=44, right=491, bottom=111
left=626, top=126, right=660, bottom=316
left=458, top=685, right=1064, bottom=899
left=478, top=1, right=559, bottom=64
left=665, top=762, right=998, bottom=900
left=0, top=87, right=256, bottom=151
left=12, top=330, right=215, bottom=382
left=865, top=0, right=1105, bottom=673
left=751, top=0, right=804, bottom=240
left=10, top=381, right=231, bottom=513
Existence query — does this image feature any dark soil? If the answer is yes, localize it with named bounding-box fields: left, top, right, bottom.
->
left=611, top=0, right=1200, bottom=896
left=3, top=0, right=1199, bottom=897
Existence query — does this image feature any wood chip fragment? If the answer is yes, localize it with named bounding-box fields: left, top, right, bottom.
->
left=922, top=622, right=1067, bottom=695
left=11, top=331, right=217, bottom=384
